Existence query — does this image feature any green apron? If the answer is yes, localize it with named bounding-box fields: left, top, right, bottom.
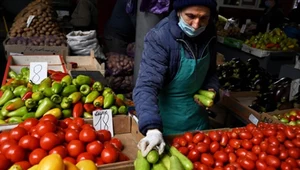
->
left=158, top=46, right=210, bottom=135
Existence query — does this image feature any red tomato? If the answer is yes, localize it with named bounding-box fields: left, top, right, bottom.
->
left=208, top=131, right=221, bottom=142
left=63, top=118, right=73, bottom=126
left=67, top=140, right=85, bottom=157
left=95, top=157, right=104, bottom=166
left=101, top=148, right=119, bottom=164
left=65, top=129, right=79, bottom=142
left=260, top=141, right=269, bottom=152
left=178, top=147, right=189, bottom=155
left=220, top=133, right=229, bottom=146
left=224, top=146, right=234, bottom=153
left=15, top=161, right=31, bottom=170
left=30, top=131, right=41, bottom=139
left=251, top=145, right=261, bottom=155
left=58, top=121, right=68, bottom=129
left=79, top=128, right=97, bottom=143
left=195, top=143, right=209, bottom=153
left=173, top=142, right=180, bottom=149
left=68, top=122, right=81, bottom=131
left=288, top=147, right=299, bottom=159
left=36, top=121, right=56, bottom=137
left=49, top=145, right=68, bottom=159
left=251, top=136, right=262, bottom=145
left=239, top=131, right=252, bottom=140
left=203, top=136, right=211, bottom=145
left=0, top=154, right=11, bottom=170
left=22, top=118, right=39, bottom=131
left=240, top=157, right=255, bottom=170
left=187, top=149, right=200, bottom=162
left=200, top=153, right=214, bottom=167
left=228, top=152, right=237, bottom=163
left=40, top=114, right=58, bottom=124
left=5, top=145, right=25, bottom=163
left=193, top=132, right=205, bottom=143
left=224, top=164, right=236, bottom=170
left=241, top=140, right=253, bottom=150
left=279, top=150, right=289, bottom=160
left=280, top=162, right=293, bottom=170
left=256, top=159, right=267, bottom=170
left=56, top=130, right=65, bottom=144
left=19, top=135, right=39, bottom=150
left=178, top=137, right=187, bottom=147
left=292, top=138, right=300, bottom=147
left=81, top=124, right=94, bottom=130
left=198, top=164, right=209, bottom=170
left=229, top=139, right=241, bottom=149
left=284, top=140, right=295, bottom=148
left=77, top=152, right=95, bottom=162
left=63, top=157, right=76, bottom=165
left=118, top=152, right=130, bottom=162
left=173, top=137, right=180, bottom=144
left=265, top=155, right=280, bottom=168
left=193, top=161, right=201, bottom=169
left=268, top=136, right=280, bottom=147
left=236, top=148, right=247, bottom=157
left=213, top=151, right=228, bottom=163
left=73, top=117, right=85, bottom=127
left=0, top=139, right=17, bottom=154
left=284, top=127, right=296, bottom=139
left=276, top=130, right=286, bottom=143
left=0, top=131, right=11, bottom=144
left=96, top=130, right=111, bottom=142
left=246, top=123, right=256, bottom=132
left=285, top=157, right=298, bottom=168
left=86, top=140, right=104, bottom=156
left=262, top=129, right=276, bottom=137
left=252, top=130, right=264, bottom=138
left=29, top=148, right=48, bottom=165
left=187, top=142, right=195, bottom=150
left=214, top=160, right=224, bottom=168
left=258, top=152, right=267, bottom=161
left=183, top=132, right=194, bottom=143
left=110, top=138, right=123, bottom=151
left=209, top=141, right=220, bottom=153
left=245, top=151, right=257, bottom=161
left=40, top=132, right=60, bottom=151
left=228, top=132, right=238, bottom=139
left=9, top=127, right=27, bottom=141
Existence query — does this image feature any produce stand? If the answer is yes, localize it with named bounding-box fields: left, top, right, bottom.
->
left=260, top=108, right=300, bottom=124
left=220, top=90, right=260, bottom=125
left=241, top=44, right=297, bottom=58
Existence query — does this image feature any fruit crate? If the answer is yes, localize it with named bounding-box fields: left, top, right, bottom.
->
left=260, top=108, right=300, bottom=124
left=220, top=89, right=261, bottom=125
left=241, top=44, right=297, bottom=58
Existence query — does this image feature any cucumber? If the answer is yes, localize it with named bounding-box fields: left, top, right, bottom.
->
left=135, top=150, right=150, bottom=170
left=153, top=161, right=168, bottom=170
left=198, top=90, right=216, bottom=100
left=161, top=154, right=171, bottom=170
left=194, top=94, right=213, bottom=107
left=169, top=146, right=193, bottom=170
left=170, top=155, right=184, bottom=170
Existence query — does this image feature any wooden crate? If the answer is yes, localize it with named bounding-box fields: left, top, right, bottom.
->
left=65, top=50, right=105, bottom=76
left=220, top=90, right=261, bottom=125
left=260, top=108, right=300, bottom=124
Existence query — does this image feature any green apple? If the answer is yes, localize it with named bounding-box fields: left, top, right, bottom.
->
left=289, top=110, right=297, bottom=116
left=288, top=121, right=297, bottom=126
left=280, top=118, right=289, bottom=123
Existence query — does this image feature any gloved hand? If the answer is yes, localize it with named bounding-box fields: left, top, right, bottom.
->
left=137, top=129, right=166, bottom=157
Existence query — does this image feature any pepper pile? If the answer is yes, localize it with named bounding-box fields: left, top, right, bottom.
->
left=0, top=71, right=128, bottom=124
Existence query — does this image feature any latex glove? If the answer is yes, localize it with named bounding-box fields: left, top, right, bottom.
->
left=137, top=129, right=166, bottom=157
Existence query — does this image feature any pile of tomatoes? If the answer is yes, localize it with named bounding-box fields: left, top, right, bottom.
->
left=172, top=123, right=300, bottom=170
left=0, top=115, right=129, bottom=170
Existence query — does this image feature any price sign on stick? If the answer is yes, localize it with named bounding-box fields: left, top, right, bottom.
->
left=240, top=24, right=247, bottom=33
left=93, top=109, right=114, bottom=136
left=29, top=62, right=48, bottom=84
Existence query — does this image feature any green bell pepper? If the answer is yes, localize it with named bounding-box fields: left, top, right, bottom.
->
left=61, top=75, right=72, bottom=87
left=32, top=84, right=39, bottom=93
left=85, top=91, right=99, bottom=103
left=43, top=87, right=54, bottom=97
left=38, top=77, right=51, bottom=92
left=110, top=105, right=118, bottom=115
left=118, top=106, right=128, bottom=114
left=25, top=98, right=37, bottom=109
left=13, top=85, right=27, bottom=97
left=1, top=85, right=14, bottom=92
left=61, top=97, right=72, bottom=109
left=92, top=81, right=104, bottom=92
left=35, top=97, right=55, bottom=118
left=68, top=92, right=82, bottom=104
left=22, top=112, right=35, bottom=120
left=7, top=117, right=23, bottom=124
left=51, top=82, right=63, bottom=94
left=62, top=85, right=77, bottom=97
left=32, top=91, right=44, bottom=101
left=8, top=70, right=18, bottom=79
left=51, top=94, right=62, bottom=104
left=75, top=75, right=91, bottom=86
left=7, top=106, right=28, bottom=117
left=62, top=109, right=72, bottom=118
left=102, top=87, right=113, bottom=97
left=80, top=84, right=91, bottom=96
left=103, top=93, right=114, bottom=109
left=0, top=89, right=15, bottom=106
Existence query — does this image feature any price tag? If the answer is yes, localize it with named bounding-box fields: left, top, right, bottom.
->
left=249, top=114, right=259, bottom=125
left=240, top=24, right=247, bottom=33
left=224, top=22, right=230, bottom=30
left=29, top=62, right=48, bottom=84
left=26, top=15, right=35, bottom=28
left=93, top=109, right=114, bottom=136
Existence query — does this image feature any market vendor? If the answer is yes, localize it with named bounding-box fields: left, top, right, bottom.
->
left=256, top=0, right=285, bottom=33
left=133, top=0, right=220, bottom=157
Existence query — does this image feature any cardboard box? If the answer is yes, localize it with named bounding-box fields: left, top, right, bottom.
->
left=65, top=50, right=105, bottom=76
left=220, top=90, right=261, bottom=125
left=0, top=115, right=143, bottom=170
left=260, top=108, right=300, bottom=124
left=3, top=38, right=69, bottom=59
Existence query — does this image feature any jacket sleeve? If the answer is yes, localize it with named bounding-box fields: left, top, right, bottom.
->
left=133, top=29, right=169, bottom=136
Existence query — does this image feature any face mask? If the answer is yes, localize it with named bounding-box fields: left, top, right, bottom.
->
left=265, top=0, right=272, bottom=7
left=178, top=16, right=206, bottom=37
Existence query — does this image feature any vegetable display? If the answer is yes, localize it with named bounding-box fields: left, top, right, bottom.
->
left=272, top=109, right=300, bottom=126
left=0, top=116, right=130, bottom=170
left=171, top=123, right=300, bottom=169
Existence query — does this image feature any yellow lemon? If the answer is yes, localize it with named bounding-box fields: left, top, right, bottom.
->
left=37, top=154, right=65, bottom=170
left=76, top=160, right=97, bottom=170
left=8, top=165, right=22, bottom=170
left=28, top=165, right=38, bottom=170
left=64, top=161, right=79, bottom=170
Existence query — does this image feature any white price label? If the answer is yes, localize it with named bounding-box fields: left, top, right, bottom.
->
left=26, top=15, right=35, bottom=28
left=224, top=22, right=230, bottom=30
left=29, top=62, right=48, bottom=84
left=249, top=114, right=259, bottom=125
left=93, top=109, right=114, bottom=136
left=240, top=24, right=247, bottom=33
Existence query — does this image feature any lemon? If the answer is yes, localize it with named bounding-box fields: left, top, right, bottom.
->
left=37, top=154, right=65, bottom=170
left=28, top=165, right=38, bottom=170
left=64, top=161, right=79, bottom=170
left=146, top=150, right=159, bottom=164
left=8, top=165, right=22, bottom=170
left=76, top=160, right=97, bottom=170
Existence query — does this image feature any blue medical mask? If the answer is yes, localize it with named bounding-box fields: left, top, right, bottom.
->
left=178, top=16, right=206, bottom=37
left=265, top=0, right=272, bottom=7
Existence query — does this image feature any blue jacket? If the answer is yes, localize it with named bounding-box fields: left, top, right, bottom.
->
left=133, top=10, right=220, bottom=135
